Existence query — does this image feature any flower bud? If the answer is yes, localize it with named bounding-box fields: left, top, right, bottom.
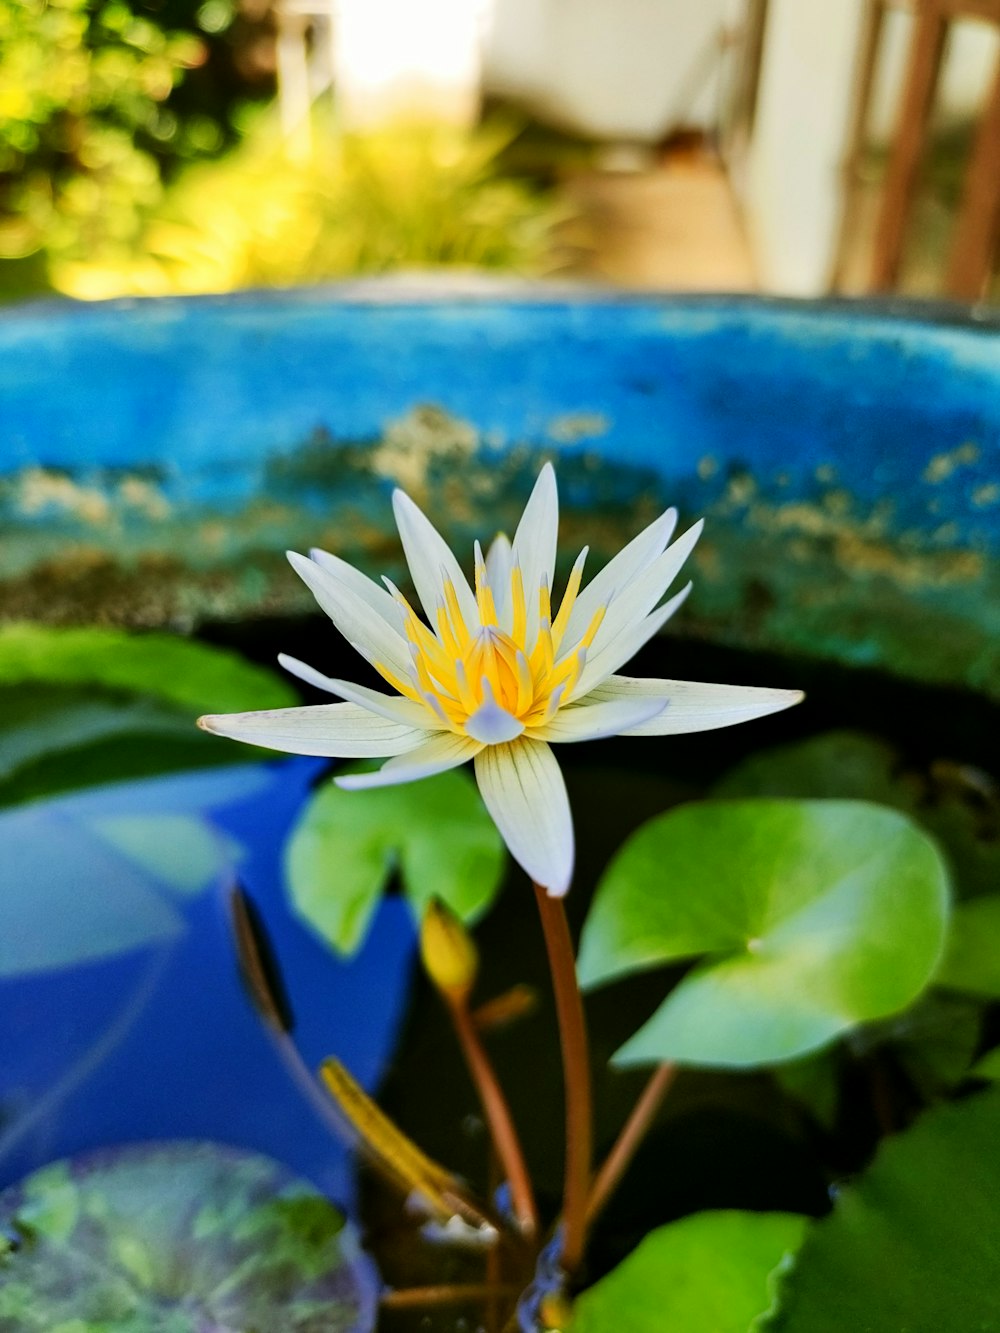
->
left=420, top=899, right=478, bottom=1000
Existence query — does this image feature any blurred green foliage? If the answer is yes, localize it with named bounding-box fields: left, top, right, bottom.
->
left=0, top=0, right=204, bottom=266
left=0, top=0, right=276, bottom=294
left=52, top=114, right=566, bottom=298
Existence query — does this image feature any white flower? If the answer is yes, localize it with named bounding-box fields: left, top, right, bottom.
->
left=199, top=465, right=802, bottom=895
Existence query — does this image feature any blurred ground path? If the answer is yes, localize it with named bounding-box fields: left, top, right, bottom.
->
left=563, top=147, right=757, bottom=291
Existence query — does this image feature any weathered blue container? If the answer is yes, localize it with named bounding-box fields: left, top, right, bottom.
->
left=1, top=287, right=998, bottom=698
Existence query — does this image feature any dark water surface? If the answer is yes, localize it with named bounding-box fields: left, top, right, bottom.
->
left=4, top=614, right=999, bottom=1330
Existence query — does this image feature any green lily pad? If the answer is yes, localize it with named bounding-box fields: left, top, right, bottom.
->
left=0, top=1142, right=378, bottom=1331
left=578, top=800, right=950, bottom=1069
left=0, top=623, right=297, bottom=715
left=972, top=1046, right=1000, bottom=1080
left=571, top=1210, right=807, bottom=1333
left=717, top=730, right=1000, bottom=904
left=0, top=687, right=197, bottom=784
left=285, top=767, right=506, bottom=956
left=762, top=1090, right=1000, bottom=1331
left=935, top=894, right=1000, bottom=997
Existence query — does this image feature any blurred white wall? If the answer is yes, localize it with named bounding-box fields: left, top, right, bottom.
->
left=332, top=0, right=489, bottom=127
left=483, top=0, right=745, bottom=140
left=744, top=0, right=1000, bottom=295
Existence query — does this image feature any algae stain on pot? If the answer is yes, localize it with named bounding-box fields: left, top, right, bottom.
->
left=1, top=405, right=997, bottom=701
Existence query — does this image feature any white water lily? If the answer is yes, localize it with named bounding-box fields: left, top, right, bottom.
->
left=199, top=465, right=802, bottom=895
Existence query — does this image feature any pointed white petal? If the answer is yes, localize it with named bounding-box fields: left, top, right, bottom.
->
left=277, top=654, right=442, bottom=728
left=571, top=520, right=702, bottom=659
left=570, top=582, right=692, bottom=699
left=511, top=463, right=559, bottom=619
left=474, top=738, right=574, bottom=896
left=197, top=704, right=432, bottom=756
left=392, top=490, right=478, bottom=627
left=581, top=675, right=805, bottom=734
left=288, top=552, right=413, bottom=679
left=335, top=732, right=482, bottom=789
left=563, top=505, right=678, bottom=648
left=309, top=547, right=406, bottom=632
left=531, top=696, right=667, bottom=743
left=485, top=532, right=513, bottom=590
left=465, top=680, right=526, bottom=744
left=485, top=532, right=513, bottom=629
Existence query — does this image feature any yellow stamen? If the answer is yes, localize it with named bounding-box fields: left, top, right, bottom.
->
left=578, top=605, right=606, bottom=650
left=443, top=579, right=472, bottom=652
left=436, top=603, right=462, bottom=660
left=551, top=548, right=587, bottom=651
left=373, top=660, right=422, bottom=703
left=510, top=564, right=527, bottom=646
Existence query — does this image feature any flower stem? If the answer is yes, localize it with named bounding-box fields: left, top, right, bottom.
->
left=446, top=992, right=540, bottom=1237
left=585, top=1061, right=677, bottom=1226
left=533, top=882, right=592, bottom=1275
left=380, top=1283, right=519, bottom=1310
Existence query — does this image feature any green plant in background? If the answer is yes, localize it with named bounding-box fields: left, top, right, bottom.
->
left=51, top=114, right=567, bottom=298
left=0, top=0, right=206, bottom=277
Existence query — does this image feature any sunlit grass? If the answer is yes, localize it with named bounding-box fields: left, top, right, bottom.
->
left=53, top=113, right=568, bottom=299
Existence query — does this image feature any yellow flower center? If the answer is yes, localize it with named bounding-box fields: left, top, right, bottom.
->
left=375, top=552, right=605, bottom=737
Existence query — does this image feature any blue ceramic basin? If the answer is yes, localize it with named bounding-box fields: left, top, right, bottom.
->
left=1, top=286, right=998, bottom=697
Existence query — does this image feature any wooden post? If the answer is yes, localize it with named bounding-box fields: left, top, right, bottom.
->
left=869, top=0, right=948, bottom=291
left=945, top=52, right=1000, bottom=298
left=831, top=0, right=889, bottom=291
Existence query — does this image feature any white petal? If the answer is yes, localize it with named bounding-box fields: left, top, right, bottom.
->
left=197, top=704, right=432, bottom=756
left=277, top=654, right=442, bottom=728
left=309, top=547, right=406, bottom=632
left=570, top=582, right=692, bottom=699
left=288, top=552, right=413, bottom=679
left=581, top=675, right=805, bottom=734
left=571, top=520, right=702, bottom=659
left=336, top=732, right=482, bottom=789
left=485, top=532, right=513, bottom=629
left=530, top=696, right=667, bottom=743
left=511, top=463, right=559, bottom=630
left=563, top=505, right=678, bottom=649
left=392, top=490, right=478, bottom=627
left=485, top=532, right=513, bottom=590
left=465, top=680, right=526, bottom=743
left=474, top=738, right=574, bottom=896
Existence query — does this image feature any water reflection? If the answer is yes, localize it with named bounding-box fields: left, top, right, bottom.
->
left=0, top=760, right=415, bottom=1206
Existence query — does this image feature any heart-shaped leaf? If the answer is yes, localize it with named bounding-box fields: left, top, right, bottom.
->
left=761, top=1090, right=1000, bottom=1331
left=571, top=1209, right=807, bottom=1333
left=285, top=767, right=506, bottom=956
left=0, top=1142, right=378, bottom=1331
left=578, top=800, right=950, bottom=1068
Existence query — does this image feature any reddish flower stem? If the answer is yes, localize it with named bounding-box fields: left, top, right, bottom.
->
left=533, top=882, right=592, bottom=1275
left=446, top=992, right=539, bottom=1237
left=586, top=1061, right=677, bottom=1226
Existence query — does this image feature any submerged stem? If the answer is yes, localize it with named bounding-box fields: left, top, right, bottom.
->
left=533, top=882, right=592, bottom=1275
left=586, top=1061, right=677, bottom=1226
left=447, top=993, right=540, bottom=1237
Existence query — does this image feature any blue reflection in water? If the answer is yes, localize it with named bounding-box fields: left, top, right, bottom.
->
left=0, top=759, right=415, bottom=1207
